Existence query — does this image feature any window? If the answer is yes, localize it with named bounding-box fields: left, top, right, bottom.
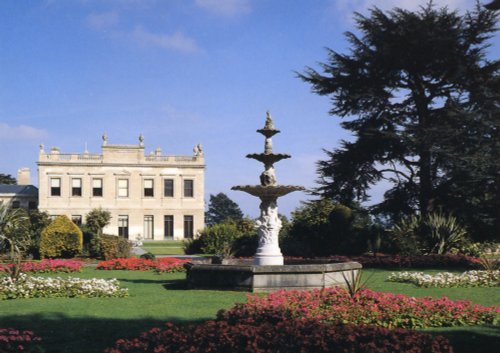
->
left=12, top=201, right=20, bottom=209
left=184, top=215, right=194, bottom=239
left=28, top=201, right=37, bottom=210
left=164, top=179, right=174, bottom=197
left=183, top=179, right=194, bottom=198
left=92, top=178, right=103, bottom=197
left=144, top=215, right=154, bottom=239
left=72, top=178, right=82, bottom=197
left=164, top=215, right=174, bottom=239
left=71, top=215, right=82, bottom=226
left=50, top=178, right=61, bottom=196
left=118, top=215, right=129, bottom=239
left=118, top=179, right=129, bottom=197
left=144, top=179, right=154, bottom=197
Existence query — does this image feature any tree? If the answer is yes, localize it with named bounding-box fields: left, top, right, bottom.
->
left=281, top=199, right=372, bottom=256
left=0, top=201, right=30, bottom=278
left=299, top=3, right=498, bottom=237
left=27, top=209, right=51, bottom=258
left=85, top=207, right=112, bottom=237
left=0, top=174, right=16, bottom=185
left=205, top=193, right=244, bottom=226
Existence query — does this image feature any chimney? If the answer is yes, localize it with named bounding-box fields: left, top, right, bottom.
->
left=17, top=168, right=31, bottom=185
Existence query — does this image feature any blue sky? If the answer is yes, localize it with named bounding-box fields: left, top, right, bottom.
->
left=0, top=0, right=496, bottom=217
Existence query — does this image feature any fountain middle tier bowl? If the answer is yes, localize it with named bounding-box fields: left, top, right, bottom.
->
left=246, top=153, right=291, bottom=165
left=231, top=184, right=305, bottom=198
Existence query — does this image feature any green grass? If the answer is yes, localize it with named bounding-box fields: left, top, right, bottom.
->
left=362, top=268, right=500, bottom=352
left=142, top=247, right=185, bottom=255
left=141, top=240, right=185, bottom=255
left=363, top=268, right=500, bottom=306
left=0, top=269, right=246, bottom=353
left=142, top=240, right=184, bottom=247
left=0, top=267, right=498, bottom=353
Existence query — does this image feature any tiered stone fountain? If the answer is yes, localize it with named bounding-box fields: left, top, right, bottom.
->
left=232, top=112, right=304, bottom=266
left=185, top=112, right=361, bottom=292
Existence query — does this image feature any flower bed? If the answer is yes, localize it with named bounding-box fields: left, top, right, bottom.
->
left=106, top=319, right=453, bottom=353
left=96, top=257, right=188, bottom=273
left=388, top=270, right=500, bottom=287
left=0, top=274, right=128, bottom=299
left=218, top=288, right=499, bottom=329
left=0, top=328, right=42, bottom=353
left=0, top=259, right=83, bottom=273
left=326, top=254, right=481, bottom=269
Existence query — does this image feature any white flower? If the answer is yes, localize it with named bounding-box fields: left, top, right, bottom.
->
left=0, top=275, right=128, bottom=299
left=387, top=270, right=499, bottom=288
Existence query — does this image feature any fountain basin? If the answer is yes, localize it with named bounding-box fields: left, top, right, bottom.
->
left=185, top=261, right=362, bottom=293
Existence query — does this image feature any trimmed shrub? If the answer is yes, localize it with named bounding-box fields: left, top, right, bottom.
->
left=232, top=233, right=258, bottom=257
left=184, top=219, right=256, bottom=256
left=39, top=215, right=83, bottom=258
left=282, top=200, right=372, bottom=257
left=197, top=222, right=241, bottom=257
left=97, top=235, right=131, bottom=260
left=183, top=237, right=203, bottom=255
left=80, top=224, right=98, bottom=257
left=140, top=252, right=156, bottom=260
left=105, top=319, right=453, bottom=353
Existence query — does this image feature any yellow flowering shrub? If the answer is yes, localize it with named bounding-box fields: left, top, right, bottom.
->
left=40, top=215, right=83, bottom=258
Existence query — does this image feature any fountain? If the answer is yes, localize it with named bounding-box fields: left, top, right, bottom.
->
left=231, top=112, right=304, bottom=266
left=185, top=112, right=361, bottom=292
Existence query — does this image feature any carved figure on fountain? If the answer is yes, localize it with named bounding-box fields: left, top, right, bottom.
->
left=260, top=168, right=277, bottom=186
left=256, top=200, right=281, bottom=247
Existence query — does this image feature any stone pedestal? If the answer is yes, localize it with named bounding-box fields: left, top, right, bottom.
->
left=254, top=198, right=283, bottom=265
left=254, top=253, right=284, bottom=266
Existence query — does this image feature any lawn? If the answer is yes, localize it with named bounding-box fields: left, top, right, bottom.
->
left=363, top=268, right=500, bottom=306
left=364, top=268, right=500, bottom=353
left=141, top=240, right=185, bottom=255
left=0, top=268, right=247, bottom=353
left=0, top=267, right=498, bottom=353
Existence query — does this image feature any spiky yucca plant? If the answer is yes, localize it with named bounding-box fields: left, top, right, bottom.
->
left=0, top=201, right=30, bottom=279
left=425, top=212, right=467, bottom=254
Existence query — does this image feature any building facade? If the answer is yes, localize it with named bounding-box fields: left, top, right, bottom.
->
left=0, top=168, right=38, bottom=210
left=37, top=135, right=205, bottom=241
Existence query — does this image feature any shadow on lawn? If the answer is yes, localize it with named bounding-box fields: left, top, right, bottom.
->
left=2, top=313, right=201, bottom=353
left=116, top=277, right=188, bottom=289
left=3, top=312, right=498, bottom=353
left=117, top=278, right=169, bottom=285
left=162, top=278, right=189, bottom=290
left=426, top=326, right=500, bottom=353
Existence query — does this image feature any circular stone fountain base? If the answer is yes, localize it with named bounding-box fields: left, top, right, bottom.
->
left=185, top=261, right=362, bottom=293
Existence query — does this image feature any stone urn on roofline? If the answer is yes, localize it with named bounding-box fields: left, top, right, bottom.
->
left=232, top=112, right=304, bottom=265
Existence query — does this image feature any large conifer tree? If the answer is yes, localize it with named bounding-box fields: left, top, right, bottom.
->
left=205, top=193, right=244, bottom=226
left=299, top=3, right=498, bottom=238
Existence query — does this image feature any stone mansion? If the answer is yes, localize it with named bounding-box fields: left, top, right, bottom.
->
left=32, top=134, right=205, bottom=241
